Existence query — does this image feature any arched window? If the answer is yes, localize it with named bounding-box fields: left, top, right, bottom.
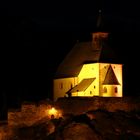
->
left=115, top=87, right=118, bottom=93
left=90, top=91, right=92, bottom=95
left=104, top=87, right=107, bottom=93
left=60, top=83, right=63, bottom=89
left=71, top=83, right=73, bottom=88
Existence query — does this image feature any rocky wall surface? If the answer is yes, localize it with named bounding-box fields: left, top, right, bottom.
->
left=8, top=102, right=53, bottom=127
left=0, top=97, right=140, bottom=139
left=0, top=125, right=7, bottom=140
left=6, top=96, right=140, bottom=128
left=55, top=96, right=140, bottom=115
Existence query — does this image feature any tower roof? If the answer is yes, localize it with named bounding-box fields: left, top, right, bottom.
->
left=96, top=10, right=102, bottom=30
left=95, top=9, right=107, bottom=32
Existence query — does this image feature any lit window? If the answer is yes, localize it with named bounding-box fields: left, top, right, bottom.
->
left=104, top=87, right=107, bottom=93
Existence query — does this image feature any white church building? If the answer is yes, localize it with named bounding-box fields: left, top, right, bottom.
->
left=53, top=12, right=123, bottom=101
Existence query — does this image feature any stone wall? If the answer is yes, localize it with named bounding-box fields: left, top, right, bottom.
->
left=0, top=100, right=54, bottom=139
left=0, top=124, right=8, bottom=140
left=7, top=96, right=140, bottom=127
left=8, top=100, right=53, bottom=127
left=0, top=96, right=140, bottom=139
left=55, top=96, right=140, bottom=115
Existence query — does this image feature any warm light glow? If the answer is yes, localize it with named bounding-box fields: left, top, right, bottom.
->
left=48, top=107, right=57, bottom=116
left=77, top=63, right=99, bottom=96
left=53, top=77, right=78, bottom=101
left=46, top=107, right=62, bottom=119
left=54, top=63, right=122, bottom=99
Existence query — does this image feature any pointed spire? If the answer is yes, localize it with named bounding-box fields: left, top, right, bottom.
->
left=96, top=9, right=102, bottom=28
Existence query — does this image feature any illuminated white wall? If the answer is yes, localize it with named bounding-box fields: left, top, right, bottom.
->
left=77, top=63, right=99, bottom=96
left=53, top=63, right=123, bottom=100
left=53, top=77, right=78, bottom=101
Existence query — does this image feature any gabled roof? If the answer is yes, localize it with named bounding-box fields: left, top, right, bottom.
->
left=69, top=78, right=96, bottom=93
left=55, top=40, right=117, bottom=78
left=55, top=42, right=100, bottom=78
left=102, top=65, right=120, bottom=85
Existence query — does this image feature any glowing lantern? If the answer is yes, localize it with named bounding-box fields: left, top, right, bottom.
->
left=45, top=107, right=62, bottom=119
left=47, top=107, right=57, bottom=119
left=48, top=107, right=57, bottom=116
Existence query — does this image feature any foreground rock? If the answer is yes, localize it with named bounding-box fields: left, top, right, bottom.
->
left=56, top=122, right=101, bottom=140
left=4, top=110, right=140, bottom=140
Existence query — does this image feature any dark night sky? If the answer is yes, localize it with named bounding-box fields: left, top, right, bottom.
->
left=1, top=1, right=140, bottom=107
